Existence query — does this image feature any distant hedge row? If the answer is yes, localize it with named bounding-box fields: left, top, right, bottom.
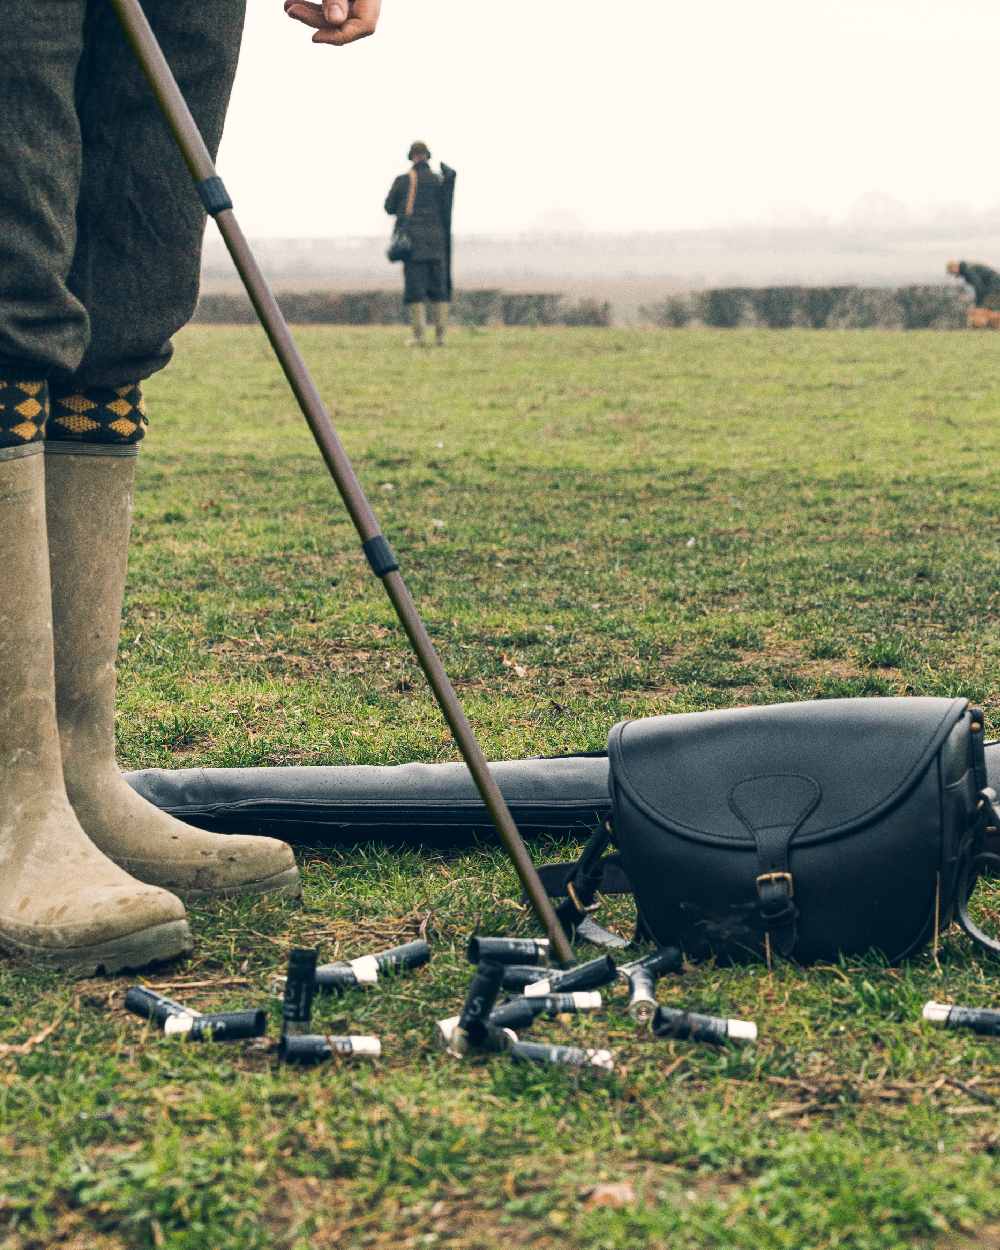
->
left=194, top=290, right=612, bottom=327
left=640, top=285, right=966, bottom=330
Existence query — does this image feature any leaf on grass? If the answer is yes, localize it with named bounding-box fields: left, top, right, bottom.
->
left=581, top=1182, right=637, bottom=1210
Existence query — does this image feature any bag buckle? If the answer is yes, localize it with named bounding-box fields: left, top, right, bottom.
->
left=566, top=880, right=601, bottom=915
left=756, top=871, right=794, bottom=898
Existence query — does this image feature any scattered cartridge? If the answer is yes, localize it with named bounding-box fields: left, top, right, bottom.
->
left=524, top=955, right=618, bottom=997
left=280, top=1034, right=382, bottom=1065
left=651, top=1005, right=757, bottom=1046
left=619, top=948, right=682, bottom=1024
left=125, top=986, right=201, bottom=1027
left=281, top=948, right=319, bottom=1037
left=499, top=965, right=551, bottom=992
left=509, top=1040, right=615, bottom=1073
left=163, top=1010, right=268, bottom=1043
left=467, top=936, right=550, bottom=966
left=489, top=992, right=603, bottom=1033
left=435, top=1014, right=516, bottom=1056
left=923, top=1001, right=1000, bottom=1038
left=278, top=939, right=432, bottom=995
left=448, top=959, right=506, bottom=1054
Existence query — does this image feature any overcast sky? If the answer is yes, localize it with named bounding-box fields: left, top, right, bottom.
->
left=218, top=1, right=1000, bottom=237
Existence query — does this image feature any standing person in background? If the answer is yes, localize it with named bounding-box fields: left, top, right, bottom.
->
left=386, top=143, right=457, bottom=347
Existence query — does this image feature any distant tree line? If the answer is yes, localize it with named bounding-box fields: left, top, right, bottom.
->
left=194, top=290, right=612, bottom=327
left=640, top=285, right=966, bottom=330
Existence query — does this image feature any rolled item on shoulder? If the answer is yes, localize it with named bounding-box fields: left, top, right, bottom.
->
left=500, top=965, right=551, bottom=992
left=456, top=959, right=505, bottom=1046
left=467, top=936, right=550, bottom=967
left=280, top=1034, right=382, bottom=1064
left=163, top=1010, right=268, bottom=1042
left=524, top=955, right=618, bottom=998
left=509, top=1040, right=615, bottom=1073
left=923, top=1001, right=1000, bottom=1037
left=489, top=992, right=604, bottom=1032
left=651, top=1005, right=757, bottom=1045
left=125, top=986, right=201, bottom=1026
left=435, top=1014, right=516, bottom=1056
left=282, top=948, right=318, bottom=1036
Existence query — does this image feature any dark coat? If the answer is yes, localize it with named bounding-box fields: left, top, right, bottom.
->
left=385, top=160, right=456, bottom=292
left=958, top=262, right=1000, bottom=309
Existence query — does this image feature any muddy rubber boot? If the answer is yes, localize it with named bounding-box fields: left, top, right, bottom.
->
left=431, top=301, right=449, bottom=346
left=45, top=447, right=300, bottom=902
left=0, top=449, right=191, bottom=973
left=407, top=302, right=428, bottom=347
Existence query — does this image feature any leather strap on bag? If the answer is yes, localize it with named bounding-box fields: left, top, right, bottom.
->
left=956, top=787, right=1000, bottom=958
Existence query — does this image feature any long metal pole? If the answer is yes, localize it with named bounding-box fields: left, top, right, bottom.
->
left=110, top=0, right=573, bottom=962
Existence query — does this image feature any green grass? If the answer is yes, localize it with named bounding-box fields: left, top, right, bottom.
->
left=2, top=326, right=1000, bottom=1250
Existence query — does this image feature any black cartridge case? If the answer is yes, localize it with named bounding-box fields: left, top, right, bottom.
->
left=456, top=959, right=505, bottom=1045
left=651, top=1006, right=757, bottom=1045
left=375, top=939, right=431, bottom=975
left=509, top=1040, right=615, bottom=1072
left=619, top=947, right=683, bottom=981
left=467, top=936, right=551, bottom=966
left=500, top=965, right=551, bottom=992
left=923, top=1001, right=1000, bottom=1037
left=435, top=1014, right=515, bottom=1056
left=489, top=991, right=604, bottom=1032
left=282, top=948, right=318, bottom=1035
left=163, top=1010, right=268, bottom=1042
left=524, top=955, right=618, bottom=997
left=280, top=1034, right=382, bottom=1064
left=124, top=986, right=199, bottom=1027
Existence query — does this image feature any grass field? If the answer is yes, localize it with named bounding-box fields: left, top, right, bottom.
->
left=2, top=326, right=1000, bottom=1250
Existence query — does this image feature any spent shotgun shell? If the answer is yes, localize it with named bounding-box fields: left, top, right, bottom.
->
left=509, top=1041, right=615, bottom=1073
left=280, top=1034, right=382, bottom=1065
left=923, top=1001, right=1000, bottom=1037
left=619, top=949, right=682, bottom=1023
left=277, top=940, right=433, bottom=995
left=499, top=964, right=551, bottom=992
left=489, top=992, right=604, bottom=1032
left=163, top=1010, right=268, bottom=1042
left=281, top=948, right=318, bottom=1036
left=435, top=1014, right=516, bottom=1056
left=524, top=955, right=618, bottom=997
left=467, top=936, right=550, bottom=966
left=124, top=986, right=201, bottom=1027
left=456, top=959, right=505, bottom=1046
left=651, top=1005, right=757, bottom=1045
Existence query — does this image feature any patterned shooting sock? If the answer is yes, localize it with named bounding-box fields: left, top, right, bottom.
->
left=48, top=383, right=147, bottom=448
left=0, top=377, right=47, bottom=455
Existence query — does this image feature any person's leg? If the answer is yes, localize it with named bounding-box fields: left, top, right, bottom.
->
left=427, top=261, right=449, bottom=345
left=403, top=262, right=429, bottom=346
left=0, top=1, right=191, bottom=972
left=44, top=0, right=299, bottom=901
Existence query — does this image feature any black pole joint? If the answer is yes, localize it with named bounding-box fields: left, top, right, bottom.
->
left=196, top=176, right=234, bottom=216
left=362, top=535, right=400, bottom=578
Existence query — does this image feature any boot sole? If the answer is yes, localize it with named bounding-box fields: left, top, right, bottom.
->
left=0, top=918, right=193, bottom=977
left=178, top=865, right=302, bottom=903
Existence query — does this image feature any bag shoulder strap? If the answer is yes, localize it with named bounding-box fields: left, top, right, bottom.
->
left=404, top=168, right=418, bottom=217
left=957, top=786, right=1000, bottom=958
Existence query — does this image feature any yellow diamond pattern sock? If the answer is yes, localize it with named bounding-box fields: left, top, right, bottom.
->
left=0, top=378, right=47, bottom=452
left=49, top=383, right=148, bottom=446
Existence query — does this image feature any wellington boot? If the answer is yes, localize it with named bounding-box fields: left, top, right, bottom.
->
left=408, top=302, right=428, bottom=347
left=45, top=447, right=300, bottom=902
left=0, top=450, right=191, bottom=973
left=431, top=302, right=449, bottom=346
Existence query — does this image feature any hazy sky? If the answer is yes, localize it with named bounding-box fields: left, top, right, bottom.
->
left=218, top=1, right=1000, bottom=237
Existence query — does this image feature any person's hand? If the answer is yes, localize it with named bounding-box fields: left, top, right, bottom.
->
left=283, top=0, right=381, bottom=46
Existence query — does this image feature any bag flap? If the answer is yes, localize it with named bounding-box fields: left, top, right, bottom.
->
left=608, top=697, right=969, bottom=848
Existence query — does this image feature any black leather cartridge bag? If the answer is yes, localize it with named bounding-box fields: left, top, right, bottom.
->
left=606, top=697, right=990, bottom=964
